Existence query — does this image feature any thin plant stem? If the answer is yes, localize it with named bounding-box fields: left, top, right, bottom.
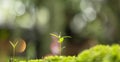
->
left=60, top=43, right=62, bottom=55
left=13, top=48, right=15, bottom=59
left=9, top=41, right=18, bottom=62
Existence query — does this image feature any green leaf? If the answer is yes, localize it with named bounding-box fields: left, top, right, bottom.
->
left=59, top=37, right=64, bottom=43
left=50, top=33, right=59, bottom=38
left=14, top=41, right=18, bottom=47
left=9, top=41, right=18, bottom=48
left=9, top=41, right=15, bottom=48
left=63, top=36, right=71, bottom=38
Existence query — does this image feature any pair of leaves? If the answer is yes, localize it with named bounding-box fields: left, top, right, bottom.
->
left=9, top=41, right=19, bottom=49
left=50, top=33, right=71, bottom=43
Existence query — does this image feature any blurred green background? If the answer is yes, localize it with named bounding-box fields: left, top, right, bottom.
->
left=0, top=0, right=120, bottom=60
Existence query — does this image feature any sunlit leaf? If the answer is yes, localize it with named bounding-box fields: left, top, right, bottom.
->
left=50, top=33, right=59, bottom=38
left=14, top=41, right=19, bottom=47
left=9, top=41, right=15, bottom=48
left=9, top=41, right=19, bottom=48
left=59, top=37, right=64, bottom=43
left=63, top=36, right=72, bottom=38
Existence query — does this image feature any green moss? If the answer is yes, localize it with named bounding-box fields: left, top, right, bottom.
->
left=43, top=56, right=76, bottom=62
left=12, top=44, right=120, bottom=62
left=77, top=44, right=120, bottom=62
left=12, top=59, right=43, bottom=62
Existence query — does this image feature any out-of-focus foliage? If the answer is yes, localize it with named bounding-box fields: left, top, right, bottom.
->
left=0, top=0, right=120, bottom=59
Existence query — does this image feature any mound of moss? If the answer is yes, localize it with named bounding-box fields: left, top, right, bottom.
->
left=8, top=57, right=43, bottom=62
left=43, top=56, right=76, bottom=62
left=18, top=44, right=120, bottom=62
left=77, top=44, right=120, bottom=62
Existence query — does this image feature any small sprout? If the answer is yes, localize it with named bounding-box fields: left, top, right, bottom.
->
left=50, top=32, right=71, bottom=55
left=9, top=40, right=19, bottom=62
left=9, top=41, right=18, bottom=49
left=50, top=33, right=71, bottom=44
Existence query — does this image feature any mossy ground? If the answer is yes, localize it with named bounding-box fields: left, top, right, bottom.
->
left=10, top=44, right=120, bottom=62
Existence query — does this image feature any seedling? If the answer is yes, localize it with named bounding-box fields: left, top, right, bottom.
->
left=50, top=32, right=71, bottom=55
left=9, top=40, right=19, bottom=61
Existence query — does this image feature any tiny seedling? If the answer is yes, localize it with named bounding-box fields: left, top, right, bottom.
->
left=50, top=32, right=71, bottom=55
left=9, top=40, right=19, bottom=61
